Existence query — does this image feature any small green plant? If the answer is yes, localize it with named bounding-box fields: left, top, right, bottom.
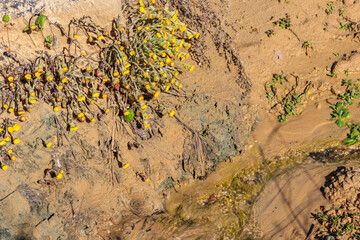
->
left=316, top=213, right=328, bottom=223
left=330, top=102, right=350, bottom=127
left=326, top=3, right=335, bottom=15
left=333, top=52, right=341, bottom=57
left=274, top=14, right=291, bottom=29
left=265, top=29, right=275, bottom=37
left=329, top=71, right=360, bottom=145
left=327, top=72, right=337, bottom=77
left=272, top=73, right=287, bottom=84
left=335, top=229, right=343, bottom=236
left=302, top=41, right=312, bottom=56
left=340, top=22, right=351, bottom=31
left=344, top=224, right=354, bottom=232
left=331, top=216, right=339, bottom=224
left=303, top=41, right=311, bottom=48
left=265, top=73, right=311, bottom=122
left=2, top=14, right=9, bottom=23
left=343, top=124, right=360, bottom=145
left=44, top=35, right=53, bottom=49
left=339, top=9, right=346, bottom=16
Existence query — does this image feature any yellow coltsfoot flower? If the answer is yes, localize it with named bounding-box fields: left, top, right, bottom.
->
left=13, top=124, right=20, bottom=132
left=25, top=74, right=32, bottom=80
left=169, top=110, right=175, bottom=117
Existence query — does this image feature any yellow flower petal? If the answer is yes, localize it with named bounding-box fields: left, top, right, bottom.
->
left=13, top=124, right=20, bottom=132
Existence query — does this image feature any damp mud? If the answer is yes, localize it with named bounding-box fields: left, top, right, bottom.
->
left=1, top=0, right=360, bottom=239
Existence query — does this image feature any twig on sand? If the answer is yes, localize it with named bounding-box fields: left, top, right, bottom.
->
left=54, top=114, right=78, bottom=162
left=0, top=188, right=17, bottom=202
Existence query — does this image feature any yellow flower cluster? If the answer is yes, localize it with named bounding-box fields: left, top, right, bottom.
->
left=105, top=0, right=199, bottom=128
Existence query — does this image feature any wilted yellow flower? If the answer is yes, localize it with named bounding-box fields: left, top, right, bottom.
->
left=81, top=50, right=87, bottom=57
left=77, top=96, right=86, bottom=102
left=139, top=7, right=147, bottom=14
left=123, top=163, right=130, bottom=169
left=154, top=92, right=160, bottom=99
left=70, top=126, right=79, bottom=131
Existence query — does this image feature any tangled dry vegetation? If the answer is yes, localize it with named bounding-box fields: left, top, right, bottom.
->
left=0, top=0, right=199, bottom=173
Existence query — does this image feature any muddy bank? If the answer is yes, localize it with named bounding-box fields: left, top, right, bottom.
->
left=0, top=0, right=254, bottom=239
